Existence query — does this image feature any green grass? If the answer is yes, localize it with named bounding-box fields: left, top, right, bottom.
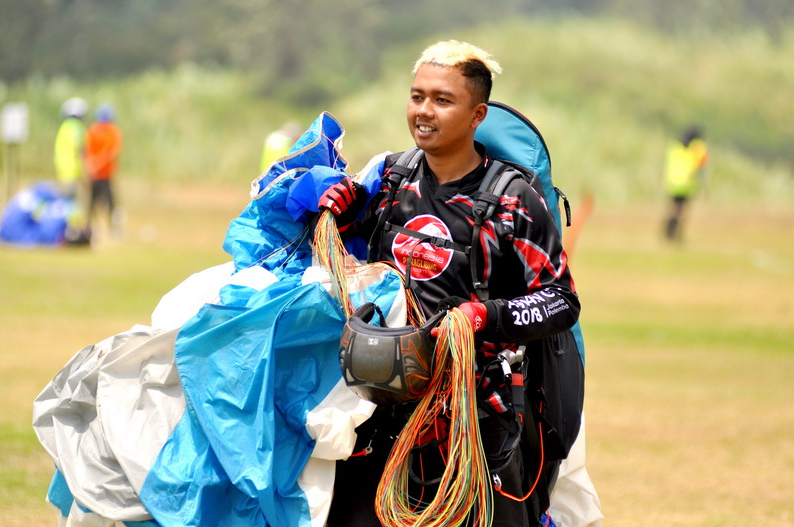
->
left=571, top=202, right=794, bottom=527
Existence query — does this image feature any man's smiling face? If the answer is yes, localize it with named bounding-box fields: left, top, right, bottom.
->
left=407, top=63, right=483, bottom=157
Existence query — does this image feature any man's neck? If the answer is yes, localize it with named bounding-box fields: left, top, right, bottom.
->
left=425, top=146, right=483, bottom=186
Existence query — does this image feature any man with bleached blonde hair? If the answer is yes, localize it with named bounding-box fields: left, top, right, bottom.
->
left=321, top=40, right=583, bottom=527
left=412, top=39, right=502, bottom=100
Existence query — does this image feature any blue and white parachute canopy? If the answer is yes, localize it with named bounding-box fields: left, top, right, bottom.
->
left=34, top=111, right=405, bottom=527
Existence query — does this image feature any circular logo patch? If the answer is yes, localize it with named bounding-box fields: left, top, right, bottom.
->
left=391, top=214, right=454, bottom=281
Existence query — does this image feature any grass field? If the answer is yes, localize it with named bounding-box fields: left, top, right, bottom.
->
left=1, top=179, right=792, bottom=526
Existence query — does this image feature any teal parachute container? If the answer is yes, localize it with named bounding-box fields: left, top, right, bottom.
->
left=475, top=101, right=561, bottom=232
left=476, top=101, right=585, bottom=365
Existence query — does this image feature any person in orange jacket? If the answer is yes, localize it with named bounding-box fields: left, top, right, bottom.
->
left=84, top=104, right=123, bottom=237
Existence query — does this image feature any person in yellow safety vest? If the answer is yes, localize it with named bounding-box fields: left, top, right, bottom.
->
left=54, top=97, right=88, bottom=198
left=663, top=125, right=708, bottom=242
left=260, top=121, right=301, bottom=173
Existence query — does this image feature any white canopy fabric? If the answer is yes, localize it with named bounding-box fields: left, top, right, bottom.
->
left=34, top=261, right=385, bottom=525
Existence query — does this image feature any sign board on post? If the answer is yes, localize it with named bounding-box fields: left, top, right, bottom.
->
left=3, top=102, right=28, bottom=204
left=2, top=102, right=29, bottom=144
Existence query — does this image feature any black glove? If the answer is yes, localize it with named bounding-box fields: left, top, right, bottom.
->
left=437, top=296, right=469, bottom=312
left=318, top=178, right=367, bottom=227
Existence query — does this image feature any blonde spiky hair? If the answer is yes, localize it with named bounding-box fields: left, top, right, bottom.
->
left=413, top=40, right=502, bottom=76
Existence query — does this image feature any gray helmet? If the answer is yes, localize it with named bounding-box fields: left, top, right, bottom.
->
left=61, top=97, right=88, bottom=119
left=339, top=303, right=444, bottom=405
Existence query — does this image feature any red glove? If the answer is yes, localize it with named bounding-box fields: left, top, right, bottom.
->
left=319, top=178, right=362, bottom=216
left=432, top=298, right=489, bottom=336
left=458, top=302, right=488, bottom=332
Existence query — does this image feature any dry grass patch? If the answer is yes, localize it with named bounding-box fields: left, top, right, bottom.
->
left=1, top=184, right=792, bottom=526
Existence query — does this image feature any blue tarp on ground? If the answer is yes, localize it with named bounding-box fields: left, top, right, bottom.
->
left=0, top=181, right=82, bottom=246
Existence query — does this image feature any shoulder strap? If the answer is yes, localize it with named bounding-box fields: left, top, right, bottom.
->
left=470, top=160, right=521, bottom=301
left=388, top=147, right=423, bottom=181
left=470, top=162, right=571, bottom=301
left=384, top=222, right=470, bottom=254
left=367, top=148, right=424, bottom=263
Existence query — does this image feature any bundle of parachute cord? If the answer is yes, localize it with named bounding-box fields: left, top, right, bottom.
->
left=314, top=209, right=493, bottom=527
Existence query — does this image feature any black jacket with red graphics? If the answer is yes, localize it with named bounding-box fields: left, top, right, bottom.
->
left=352, top=145, right=580, bottom=349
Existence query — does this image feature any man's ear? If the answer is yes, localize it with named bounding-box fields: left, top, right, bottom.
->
left=471, top=102, right=488, bottom=129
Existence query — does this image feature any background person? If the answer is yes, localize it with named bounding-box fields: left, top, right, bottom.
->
left=54, top=97, right=88, bottom=199
left=260, top=120, right=301, bottom=173
left=320, top=40, right=583, bottom=527
left=85, top=104, right=123, bottom=239
left=663, top=125, right=708, bottom=242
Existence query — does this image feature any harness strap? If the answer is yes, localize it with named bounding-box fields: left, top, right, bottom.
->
left=470, top=160, right=516, bottom=301
left=474, top=351, right=528, bottom=475
left=386, top=164, right=413, bottom=179
left=383, top=222, right=470, bottom=254
left=367, top=148, right=422, bottom=263
left=397, top=228, right=468, bottom=291
left=555, top=186, right=572, bottom=227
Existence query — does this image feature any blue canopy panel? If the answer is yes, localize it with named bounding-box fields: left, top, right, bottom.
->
left=166, top=283, right=341, bottom=526
left=223, top=112, right=349, bottom=275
